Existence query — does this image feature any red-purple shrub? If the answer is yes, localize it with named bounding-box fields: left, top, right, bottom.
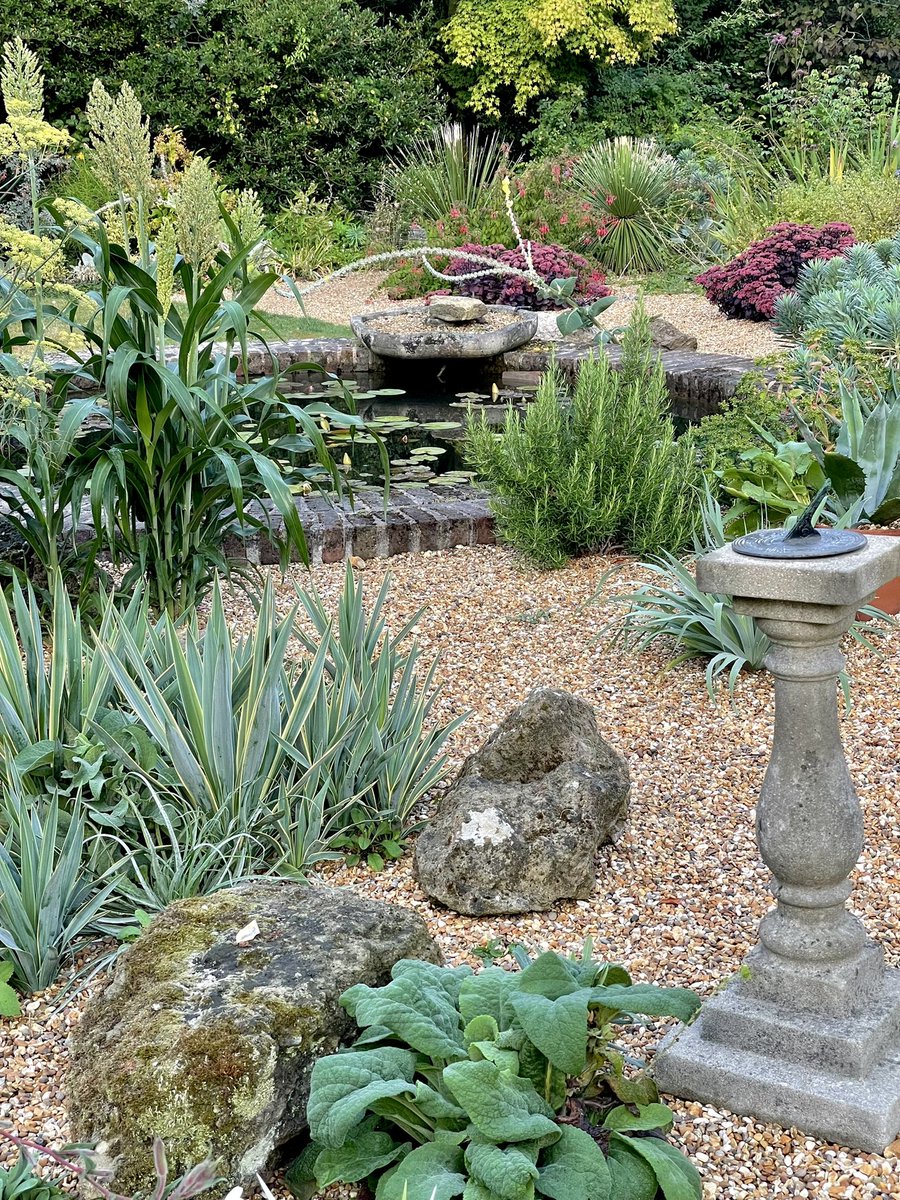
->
left=696, top=223, right=855, bottom=321
left=443, top=242, right=610, bottom=311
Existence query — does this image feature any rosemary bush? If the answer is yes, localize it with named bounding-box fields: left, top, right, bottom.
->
left=465, top=305, right=701, bottom=567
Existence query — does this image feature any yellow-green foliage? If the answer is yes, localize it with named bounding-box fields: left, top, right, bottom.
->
left=443, top=0, right=677, bottom=115
left=0, top=37, right=69, bottom=158
left=777, top=169, right=900, bottom=243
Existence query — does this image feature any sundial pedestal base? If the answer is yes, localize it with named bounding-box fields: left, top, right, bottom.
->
left=654, top=970, right=900, bottom=1152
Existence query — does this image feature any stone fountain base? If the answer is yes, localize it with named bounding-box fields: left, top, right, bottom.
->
left=351, top=303, right=538, bottom=360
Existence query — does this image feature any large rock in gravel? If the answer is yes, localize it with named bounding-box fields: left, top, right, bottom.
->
left=67, top=882, right=439, bottom=1191
left=649, top=315, right=698, bottom=351
left=415, top=688, right=630, bottom=914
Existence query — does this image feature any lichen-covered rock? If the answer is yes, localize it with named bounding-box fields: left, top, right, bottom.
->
left=415, top=688, right=630, bottom=915
left=67, top=882, right=439, bottom=1190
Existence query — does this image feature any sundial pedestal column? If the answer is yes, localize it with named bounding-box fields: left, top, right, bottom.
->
left=653, top=536, right=900, bottom=1153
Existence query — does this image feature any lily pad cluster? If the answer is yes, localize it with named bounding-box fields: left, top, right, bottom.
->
left=292, top=948, right=702, bottom=1200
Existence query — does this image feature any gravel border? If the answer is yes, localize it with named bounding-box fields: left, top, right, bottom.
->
left=2, top=546, right=898, bottom=1198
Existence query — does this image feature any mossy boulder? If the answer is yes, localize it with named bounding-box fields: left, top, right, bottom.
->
left=67, top=882, right=439, bottom=1191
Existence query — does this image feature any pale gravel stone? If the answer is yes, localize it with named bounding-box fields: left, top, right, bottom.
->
left=2, top=546, right=898, bottom=1199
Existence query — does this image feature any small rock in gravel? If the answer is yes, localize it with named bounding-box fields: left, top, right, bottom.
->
left=414, top=687, right=630, bottom=914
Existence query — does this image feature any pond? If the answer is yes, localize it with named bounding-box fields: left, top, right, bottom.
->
left=280, top=378, right=535, bottom=488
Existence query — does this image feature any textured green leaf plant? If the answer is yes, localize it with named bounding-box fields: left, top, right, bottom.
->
left=294, top=947, right=702, bottom=1200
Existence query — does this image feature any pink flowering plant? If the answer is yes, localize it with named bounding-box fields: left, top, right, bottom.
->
left=696, top=222, right=855, bottom=321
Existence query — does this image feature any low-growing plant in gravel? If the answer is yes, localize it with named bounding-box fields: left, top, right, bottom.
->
left=0, top=1149, right=68, bottom=1200
left=0, top=1130, right=220, bottom=1200
left=292, top=944, right=702, bottom=1200
left=697, top=222, right=855, bottom=321
left=465, top=304, right=701, bottom=567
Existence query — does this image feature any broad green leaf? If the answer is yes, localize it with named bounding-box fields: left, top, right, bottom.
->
left=375, top=1142, right=466, bottom=1200
left=536, top=1125, right=611, bottom=1200
left=465, top=1014, right=500, bottom=1046
left=605, top=1138, right=657, bottom=1200
left=412, top=1081, right=468, bottom=1123
left=602, top=1104, right=674, bottom=1133
left=516, top=953, right=581, bottom=1001
left=610, top=1134, right=701, bottom=1200
left=459, top=968, right=519, bottom=1027
left=341, top=974, right=467, bottom=1061
left=465, top=1140, right=540, bottom=1200
left=307, top=1047, right=417, bottom=1147
left=470, top=1042, right=520, bottom=1074
left=285, top=1141, right=322, bottom=1199
left=824, top=452, right=867, bottom=510
left=517, top=1042, right=567, bottom=1112
left=443, top=1059, right=559, bottom=1144
left=508, top=989, right=590, bottom=1075
left=315, top=1125, right=409, bottom=1186
left=464, top=1183, right=503, bottom=1200
left=587, top=983, right=701, bottom=1026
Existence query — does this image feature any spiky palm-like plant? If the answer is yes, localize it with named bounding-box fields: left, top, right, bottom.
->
left=573, top=137, right=677, bottom=273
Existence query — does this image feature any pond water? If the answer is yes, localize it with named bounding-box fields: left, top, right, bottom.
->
left=280, top=379, right=532, bottom=488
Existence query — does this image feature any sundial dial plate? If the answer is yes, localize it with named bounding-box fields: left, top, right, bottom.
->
left=732, top=528, right=868, bottom=559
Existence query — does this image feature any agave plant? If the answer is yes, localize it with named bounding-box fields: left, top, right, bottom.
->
left=572, top=137, right=677, bottom=273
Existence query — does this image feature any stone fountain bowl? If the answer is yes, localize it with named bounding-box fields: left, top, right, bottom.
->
left=351, top=304, right=538, bottom=360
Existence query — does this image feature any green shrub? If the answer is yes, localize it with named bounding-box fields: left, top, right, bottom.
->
left=465, top=306, right=701, bottom=567
left=295, top=947, right=702, bottom=1200
left=271, top=189, right=369, bottom=279
left=693, top=375, right=798, bottom=468
left=777, top=170, right=900, bottom=245
left=0, top=0, right=446, bottom=209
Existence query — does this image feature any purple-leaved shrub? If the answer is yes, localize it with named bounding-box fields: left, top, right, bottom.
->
left=696, top=223, right=855, bottom=321
left=443, top=241, right=610, bottom=311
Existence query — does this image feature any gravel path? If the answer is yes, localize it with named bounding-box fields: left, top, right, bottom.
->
left=262, top=274, right=782, bottom=359
left=2, top=546, right=898, bottom=1197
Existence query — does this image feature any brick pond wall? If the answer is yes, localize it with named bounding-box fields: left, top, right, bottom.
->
left=241, top=337, right=763, bottom=423
left=233, top=485, right=495, bottom=565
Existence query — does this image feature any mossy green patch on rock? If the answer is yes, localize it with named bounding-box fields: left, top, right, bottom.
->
left=67, top=882, right=439, bottom=1191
